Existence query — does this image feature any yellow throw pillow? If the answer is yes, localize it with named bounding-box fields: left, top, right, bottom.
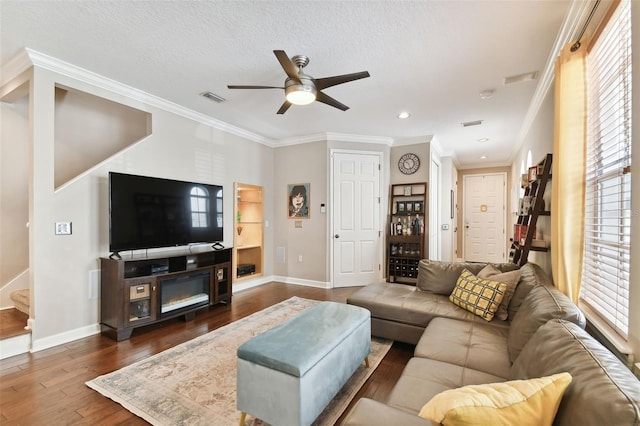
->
left=449, top=269, right=507, bottom=321
left=477, top=264, right=523, bottom=320
left=418, top=372, right=572, bottom=426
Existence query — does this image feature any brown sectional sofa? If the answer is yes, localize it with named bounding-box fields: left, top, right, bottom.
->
left=343, top=260, right=640, bottom=426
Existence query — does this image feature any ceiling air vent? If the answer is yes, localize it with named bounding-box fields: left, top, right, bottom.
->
left=201, top=92, right=226, bottom=103
left=461, top=120, right=483, bottom=127
left=504, top=71, right=538, bottom=85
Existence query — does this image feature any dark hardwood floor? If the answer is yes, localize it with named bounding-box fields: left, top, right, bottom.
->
left=0, top=282, right=413, bottom=425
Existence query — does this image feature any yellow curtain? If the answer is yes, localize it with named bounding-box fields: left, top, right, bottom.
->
left=551, top=42, right=587, bottom=304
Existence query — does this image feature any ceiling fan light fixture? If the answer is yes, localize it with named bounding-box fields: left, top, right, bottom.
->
left=285, top=84, right=317, bottom=105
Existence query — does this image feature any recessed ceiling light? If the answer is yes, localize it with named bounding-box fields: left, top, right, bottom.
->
left=478, top=138, right=489, bottom=142
left=480, top=155, right=488, bottom=159
left=397, top=112, right=411, bottom=119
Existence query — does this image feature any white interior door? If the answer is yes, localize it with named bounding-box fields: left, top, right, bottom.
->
left=332, top=151, right=382, bottom=287
left=463, top=173, right=507, bottom=262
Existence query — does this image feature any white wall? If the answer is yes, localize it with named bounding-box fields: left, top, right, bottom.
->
left=2, top=57, right=394, bottom=350
left=509, top=88, right=554, bottom=276
left=272, top=139, right=389, bottom=285
left=439, top=157, right=457, bottom=261
left=2, top=64, right=275, bottom=351
left=273, top=141, right=328, bottom=284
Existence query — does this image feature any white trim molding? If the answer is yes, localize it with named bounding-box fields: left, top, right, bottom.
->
left=272, top=276, right=331, bottom=289
left=277, top=132, right=393, bottom=147
left=31, top=323, right=101, bottom=353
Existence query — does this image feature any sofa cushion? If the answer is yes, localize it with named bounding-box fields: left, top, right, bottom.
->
left=507, top=262, right=551, bottom=320
left=387, top=357, right=505, bottom=415
left=418, top=372, right=572, bottom=426
left=477, top=264, right=522, bottom=320
left=449, top=269, right=506, bottom=321
left=415, top=317, right=510, bottom=379
left=416, top=260, right=518, bottom=295
left=507, top=285, right=585, bottom=362
left=343, top=398, right=436, bottom=426
left=511, top=320, right=640, bottom=426
left=347, top=282, right=508, bottom=330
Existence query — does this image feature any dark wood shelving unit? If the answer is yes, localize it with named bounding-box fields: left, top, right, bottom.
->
left=386, top=183, right=428, bottom=284
left=100, top=247, right=232, bottom=341
left=512, top=153, right=552, bottom=266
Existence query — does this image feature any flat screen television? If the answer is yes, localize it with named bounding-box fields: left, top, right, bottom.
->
left=109, top=172, right=223, bottom=254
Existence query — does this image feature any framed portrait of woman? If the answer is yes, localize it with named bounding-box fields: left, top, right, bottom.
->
left=288, top=183, right=310, bottom=219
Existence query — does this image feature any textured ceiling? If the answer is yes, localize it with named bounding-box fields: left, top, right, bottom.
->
left=0, top=1, right=574, bottom=168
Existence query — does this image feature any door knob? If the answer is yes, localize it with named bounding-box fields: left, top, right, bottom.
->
left=334, top=234, right=340, bottom=239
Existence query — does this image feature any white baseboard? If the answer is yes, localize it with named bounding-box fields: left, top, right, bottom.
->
left=31, top=323, right=101, bottom=353
left=232, top=275, right=273, bottom=293
left=233, top=275, right=332, bottom=293
left=272, top=275, right=331, bottom=289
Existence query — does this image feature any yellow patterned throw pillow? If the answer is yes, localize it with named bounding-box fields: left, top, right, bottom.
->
left=418, top=372, right=572, bottom=426
left=449, top=269, right=506, bottom=321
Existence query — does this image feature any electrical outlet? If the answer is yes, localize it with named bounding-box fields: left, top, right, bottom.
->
left=298, top=255, right=303, bottom=263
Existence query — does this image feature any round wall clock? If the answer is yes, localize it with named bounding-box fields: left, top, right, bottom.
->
left=398, top=153, right=420, bottom=175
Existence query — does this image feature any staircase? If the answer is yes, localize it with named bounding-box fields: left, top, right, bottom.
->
left=0, top=290, right=31, bottom=359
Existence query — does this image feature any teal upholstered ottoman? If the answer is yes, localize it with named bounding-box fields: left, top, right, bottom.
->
left=237, top=301, right=371, bottom=426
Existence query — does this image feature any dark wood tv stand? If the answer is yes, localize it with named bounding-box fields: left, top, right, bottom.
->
left=100, top=247, right=232, bottom=341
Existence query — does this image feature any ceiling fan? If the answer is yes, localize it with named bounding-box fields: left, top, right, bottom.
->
left=227, top=50, right=370, bottom=114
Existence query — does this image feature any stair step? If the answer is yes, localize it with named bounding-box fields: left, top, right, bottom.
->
left=10, top=289, right=30, bottom=315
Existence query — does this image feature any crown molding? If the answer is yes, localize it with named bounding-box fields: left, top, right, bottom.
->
left=392, top=135, right=434, bottom=147
left=276, top=132, right=393, bottom=147
left=513, top=0, right=593, bottom=159
left=5, top=48, right=275, bottom=147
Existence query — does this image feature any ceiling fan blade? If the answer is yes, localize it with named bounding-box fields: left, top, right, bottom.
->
left=227, top=85, right=283, bottom=89
left=314, top=71, right=370, bottom=90
left=273, top=50, right=301, bottom=83
left=277, top=100, right=292, bottom=115
left=316, top=91, right=349, bottom=111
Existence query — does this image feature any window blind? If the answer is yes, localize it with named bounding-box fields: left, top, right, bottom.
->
left=581, top=0, right=632, bottom=339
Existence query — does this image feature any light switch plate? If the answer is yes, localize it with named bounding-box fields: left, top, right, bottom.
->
left=55, top=222, right=72, bottom=235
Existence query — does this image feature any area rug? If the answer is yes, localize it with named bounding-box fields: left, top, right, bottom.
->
left=86, top=297, right=392, bottom=426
